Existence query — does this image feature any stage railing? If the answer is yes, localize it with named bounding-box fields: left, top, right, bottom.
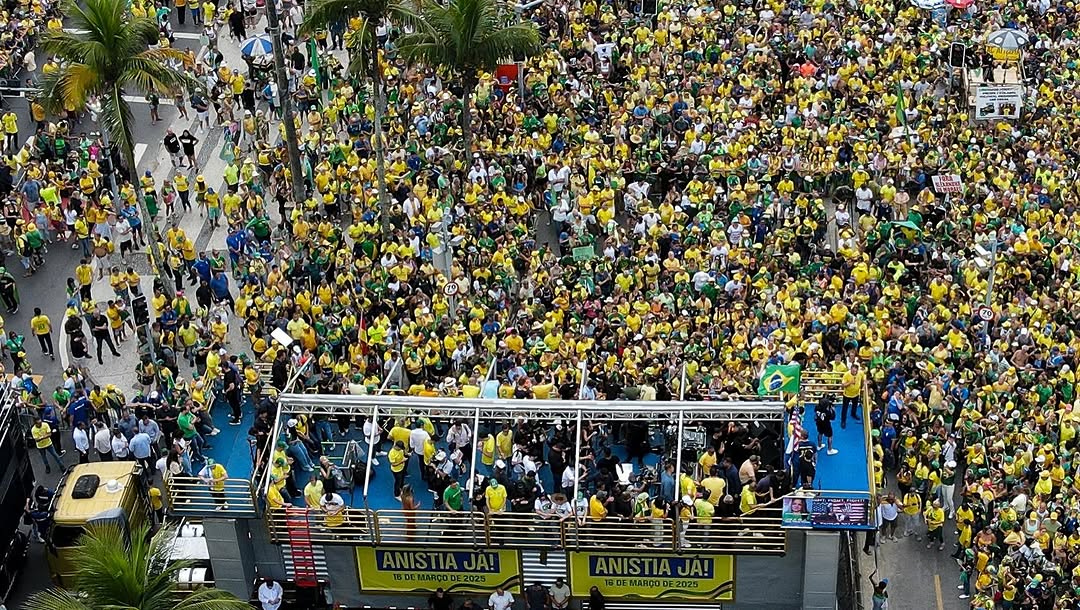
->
left=263, top=507, right=785, bottom=554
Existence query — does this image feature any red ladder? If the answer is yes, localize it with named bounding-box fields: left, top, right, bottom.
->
left=284, top=508, right=318, bottom=588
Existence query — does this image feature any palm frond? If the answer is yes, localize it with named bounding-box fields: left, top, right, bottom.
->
left=386, top=0, right=423, bottom=29
left=40, top=31, right=110, bottom=74
left=467, top=22, right=539, bottom=71
left=35, top=68, right=71, bottom=115
left=22, top=587, right=94, bottom=610
left=57, top=64, right=102, bottom=111
left=98, top=84, right=137, bottom=177
left=123, top=49, right=200, bottom=95
left=398, top=0, right=537, bottom=74
left=171, top=589, right=259, bottom=610
left=344, top=20, right=377, bottom=76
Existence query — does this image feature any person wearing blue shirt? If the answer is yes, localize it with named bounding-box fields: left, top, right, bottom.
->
left=129, top=431, right=153, bottom=477
left=209, top=271, right=234, bottom=312
left=122, top=205, right=143, bottom=246
left=159, top=305, right=179, bottom=334
left=68, top=394, right=91, bottom=428
left=660, top=461, right=676, bottom=501
left=226, top=227, right=248, bottom=269
left=191, top=254, right=212, bottom=285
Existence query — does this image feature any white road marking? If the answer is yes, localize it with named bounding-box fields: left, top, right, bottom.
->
left=65, top=28, right=201, bottom=40
left=134, top=143, right=148, bottom=168
left=121, top=94, right=176, bottom=106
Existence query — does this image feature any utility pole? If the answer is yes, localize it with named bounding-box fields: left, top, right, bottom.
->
left=981, top=238, right=999, bottom=341
left=513, top=0, right=544, bottom=103
left=265, top=0, right=306, bottom=204
left=438, top=199, right=457, bottom=320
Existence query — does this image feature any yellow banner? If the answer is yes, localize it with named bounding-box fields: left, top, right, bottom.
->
left=356, top=548, right=522, bottom=594
left=987, top=46, right=1020, bottom=61
left=568, top=552, right=735, bottom=601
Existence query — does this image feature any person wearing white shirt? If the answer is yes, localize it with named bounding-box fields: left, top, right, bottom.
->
left=549, top=577, right=571, bottom=610
left=560, top=465, right=576, bottom=498
left=93, top=422, right=113, bottom=461
left=447, top=421, right=472, bottom=460
left=488, top=587, right=514, bottom=610
left=111, top=429, right=130, bottom=459
left=408, top=424, right=431, bottom=456
left=72, top=421, right=90, bottom=464
left=258, top=578, right=283, bottom=610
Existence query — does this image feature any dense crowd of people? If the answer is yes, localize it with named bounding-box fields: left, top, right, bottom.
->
left=3, top=0, right=1080, bottom=600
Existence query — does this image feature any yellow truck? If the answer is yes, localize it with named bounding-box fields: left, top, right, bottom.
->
left=45, top=461, right=151, bottom=586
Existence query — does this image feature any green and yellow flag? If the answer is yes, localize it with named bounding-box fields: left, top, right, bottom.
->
left=758, top=364, right=801, bottom=395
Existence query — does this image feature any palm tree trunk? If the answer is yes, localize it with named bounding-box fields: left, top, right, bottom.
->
left=372, top=41, right=391, bottom=238
left=119, top=138, right=174, bottom=302
left=461, top=75, right=476, bottom=165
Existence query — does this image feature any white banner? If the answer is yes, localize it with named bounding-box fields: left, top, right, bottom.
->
left=975, top=84, right=1024, bottom=120
left=932, top=174, right=964, bottom=193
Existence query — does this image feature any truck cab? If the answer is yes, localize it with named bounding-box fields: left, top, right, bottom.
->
left=46, top=462, right=151, bottom=586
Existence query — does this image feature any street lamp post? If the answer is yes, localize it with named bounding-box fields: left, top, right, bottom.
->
left=981, top=238, right=999, bottom=342
left=266, top=0, right=307, bottom=204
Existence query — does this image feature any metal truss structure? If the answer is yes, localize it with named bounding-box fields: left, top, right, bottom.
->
left=273, top=393, right=786, bottom=423
left=265, top=392, right=787, bottom=513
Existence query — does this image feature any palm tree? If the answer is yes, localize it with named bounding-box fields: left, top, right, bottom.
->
left=36, top=0, right=197, bottom=300
left=299, top=0, right=419, bottom=237
left=398, top=0, right=539, bottom=161
left=23, top=523, right=251, bottom=610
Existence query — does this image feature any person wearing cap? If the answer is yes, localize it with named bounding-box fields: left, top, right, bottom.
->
left=924, top=499, right=946, bottom=552
left=485, top=478, right=508, bottom=514
left=198, top=458, right=229, bottom=510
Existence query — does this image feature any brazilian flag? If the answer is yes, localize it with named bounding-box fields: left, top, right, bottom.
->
left=758, top=364, right=801, bottom=395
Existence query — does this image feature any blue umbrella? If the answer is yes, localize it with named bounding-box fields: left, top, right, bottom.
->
left=240, top=34, right=274, bottom=58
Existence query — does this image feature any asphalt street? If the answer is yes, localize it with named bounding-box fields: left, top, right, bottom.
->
left=857, top=485, right=970, bottom=610
left=0, top=19, right=211, bottom=609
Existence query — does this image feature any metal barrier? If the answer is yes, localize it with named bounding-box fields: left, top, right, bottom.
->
left=800, top=369, right=846, bottom=404
left=486, top=512, right=565, bottom=548
left=264, top=508, right=785, bottom=554
left=165, top=474, right=259, bottom=517
left=265, top=505, right=374, bottom=544
left=562, top=518, right=677, bottom=551
left=374, top=509, right=485, bottom=546
left=679, top=507, right=786, bottom=555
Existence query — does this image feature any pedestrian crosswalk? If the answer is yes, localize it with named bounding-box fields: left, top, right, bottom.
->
left=64, top=28, right=202, bottom=41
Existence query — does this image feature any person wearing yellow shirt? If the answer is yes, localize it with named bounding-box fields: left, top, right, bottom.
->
left=31, top=416, right=64, bottom=473
left=924, top=499, right=946, bottom=551
left=75, top=258, right=93, bottom=301
left=388, top=440, right=408, bottom=499
left=840, top=363, right=863, bottom=428
left=698, top=446, right=718, bottom=474
left=700, top=467, right=726, bottom=506
left=2, top=111, right=17, bottom=151
left=588, top=490, right=609, bottom=521
left=485, top=479, right=508, bottom=513
left=495, top=423, right=514, bottom=459
left=901, top=491, right=922, bottom=539
left=29, top=307, right=54, bottom=359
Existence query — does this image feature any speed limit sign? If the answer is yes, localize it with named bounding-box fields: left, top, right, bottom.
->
left=443, top=282, right=459, bottom=297
left=977, top=306, right=994, bottom=321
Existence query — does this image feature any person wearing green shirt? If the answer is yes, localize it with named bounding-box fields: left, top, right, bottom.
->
left=442, top=480, right=463, bottom=511
left=177, top=404, right=209, bottom=460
